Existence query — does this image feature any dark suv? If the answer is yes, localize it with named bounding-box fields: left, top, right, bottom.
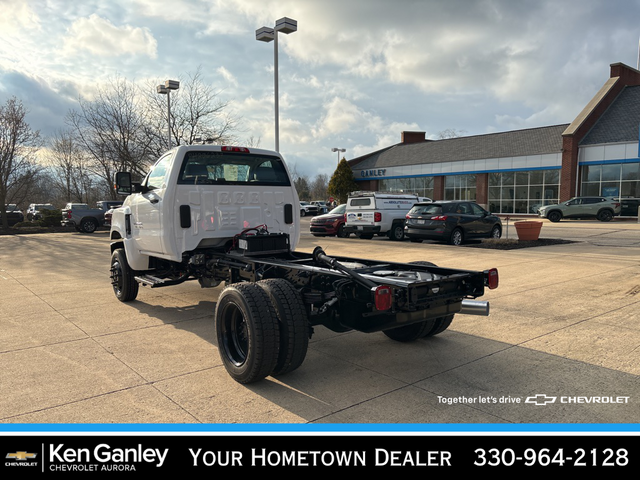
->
left=404, top=201, right=502, bottom=246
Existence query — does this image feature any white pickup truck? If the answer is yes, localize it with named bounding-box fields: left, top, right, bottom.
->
left=109, top=145, right=497, bottom=383
left=344, top=191, right=431, bottom=240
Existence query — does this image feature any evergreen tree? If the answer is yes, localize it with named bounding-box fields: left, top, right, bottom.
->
left=327, top=158, right=359, bottom=204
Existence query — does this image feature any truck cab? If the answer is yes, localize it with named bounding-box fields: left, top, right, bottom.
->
left=110, top=145, right=300, bottom=270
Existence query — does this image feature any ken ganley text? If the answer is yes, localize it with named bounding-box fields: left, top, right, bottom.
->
left=190, top=448, right=452, bottom=467
left=49, top=444, right=167, bottom=471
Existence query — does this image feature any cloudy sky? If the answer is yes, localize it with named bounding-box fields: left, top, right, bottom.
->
left=2, top=0, right=640, bottom=178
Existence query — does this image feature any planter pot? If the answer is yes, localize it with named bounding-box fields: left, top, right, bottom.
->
left=514, top=221, right=543, bottom=241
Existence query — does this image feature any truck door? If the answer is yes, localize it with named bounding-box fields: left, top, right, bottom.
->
left=131, top=153, right=173, bottom=255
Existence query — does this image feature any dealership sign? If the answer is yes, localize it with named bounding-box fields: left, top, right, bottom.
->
left=360, top=169, right=386, bottom=178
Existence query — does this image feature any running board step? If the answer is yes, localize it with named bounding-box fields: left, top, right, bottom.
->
left=134, top=275, right=167, bottom=287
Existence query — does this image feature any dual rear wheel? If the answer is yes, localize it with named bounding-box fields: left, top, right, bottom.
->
left=215, top=279, right=310, bottom=384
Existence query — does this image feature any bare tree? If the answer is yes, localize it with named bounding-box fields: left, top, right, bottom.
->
left=46, top=129, right=94, bottom=203
left=310, top=173, right=329, bottom=201
left=0, top=97, right=42, bottom=231
left=145, top=66, right=240, bottom=153
left=66, top=76, right=156, bottom=197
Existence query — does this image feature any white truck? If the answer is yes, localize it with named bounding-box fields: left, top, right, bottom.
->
left=344, top=191, right=431, bottom=241
left=109, top=145, right=497, bottom=383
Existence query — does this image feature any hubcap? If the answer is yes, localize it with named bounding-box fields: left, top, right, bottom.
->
left=220, top=303, right=249, bottom=366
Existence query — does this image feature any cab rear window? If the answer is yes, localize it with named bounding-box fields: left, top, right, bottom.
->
left=177, top=151, right=291, bottom=186
left=349, top=198, right=371, bottom=206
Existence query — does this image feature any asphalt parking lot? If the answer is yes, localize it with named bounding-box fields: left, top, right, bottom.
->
left=1, top=217, right=639, bottom=428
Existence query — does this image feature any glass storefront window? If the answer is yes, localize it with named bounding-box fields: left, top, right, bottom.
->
left=488, top=169, right=560, bottom=214
left=580, top=162, right=640, bottom=205
left=444, top=174, right=476, bottom=201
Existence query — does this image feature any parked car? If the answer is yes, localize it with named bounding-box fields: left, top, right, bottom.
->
left=300, top=201, right=319, bottom=217
left=404, top=201, right=502, bottom=246
left=310, top=203, right=347, bottom=237
left=26, top=203, right=56, bottom=221
left=61, top=200, right=121, bottom=233
left=620, top=198, right=640, bottom=216
left=2, top=204, right=24, bottom=226
left=311, top=200, right=329, bottom=214
left=537, top=196, right=621, bottom=222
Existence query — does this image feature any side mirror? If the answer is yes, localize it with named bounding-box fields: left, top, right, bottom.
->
left=115, top=172, right=132, bottom=195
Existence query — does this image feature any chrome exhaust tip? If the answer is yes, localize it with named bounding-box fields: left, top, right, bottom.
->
left=460, top=300, right=490, bottom=316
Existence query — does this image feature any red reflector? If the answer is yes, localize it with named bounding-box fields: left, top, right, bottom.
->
left=431, top=215, right=448, bottom=221
left=374, top=285, right=392, bottom=311
left=221, top=146, right=250, bottom=153
left=374, top=212, right=382, bottom=222
left=486, top=268, right=499, bottom=289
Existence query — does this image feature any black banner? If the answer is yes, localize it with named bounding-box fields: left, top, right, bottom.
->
left=0, top=434, right=636, bottom=474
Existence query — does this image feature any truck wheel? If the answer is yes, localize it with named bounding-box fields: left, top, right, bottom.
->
left=215, top=283, right=280, bottom=384
left=257, top=279, right=309, bottom=376
left=81, top=218, right=98, bottom=233
left=597, top=209, right=613, bottom=222
left=388, top=223, right=405, bottom=241
left=110, top=248, right=139, bottom=302
left=383, top=319, right=437, bottom=342
left=423, top=314, right=454, bottom=337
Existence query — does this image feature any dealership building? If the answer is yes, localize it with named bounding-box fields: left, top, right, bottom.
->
left=348, top=62, right=640, bottom=216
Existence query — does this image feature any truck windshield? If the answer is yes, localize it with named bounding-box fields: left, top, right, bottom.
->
left=177, top=151, right=291, bottom=186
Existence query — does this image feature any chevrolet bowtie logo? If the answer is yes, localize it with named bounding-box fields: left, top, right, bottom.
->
left=7, top=451, right=37, bottom=460
left=7, top=452, right=36, bottom=460
left=525, top=394, right=557, bottom=406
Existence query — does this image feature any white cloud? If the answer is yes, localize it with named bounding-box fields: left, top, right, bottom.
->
left=62, top=14, right=157, bottom=58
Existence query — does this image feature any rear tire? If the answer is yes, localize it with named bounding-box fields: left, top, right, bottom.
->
left=388, top=223, right=405, bottom=241
left=257, top=279, right=309, bottom=376
left=383, top=320, right=437, bottom=342
left=215, top=283, right=280, bottom=384
left=80, top=218, right=98, bottom=233
left=597, top=209, right=613, bottom=222
left=110, top=248, right=139, bottom=302
left=449, top=228, right=464, bottom=245
left=423, top=314, right=454, bottom=337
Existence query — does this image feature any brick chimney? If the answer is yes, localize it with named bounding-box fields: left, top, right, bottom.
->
left=401, top=131, right=426, bottom=144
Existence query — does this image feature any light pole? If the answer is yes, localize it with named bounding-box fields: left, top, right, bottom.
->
left=332, top=147, right=346, bottom=164
left=156, top=79, right=180, bottom=149
left=256, top=17, right=297, bottom=152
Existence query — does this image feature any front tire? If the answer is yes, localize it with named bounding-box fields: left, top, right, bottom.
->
left=257, top=279, right=309, bottom=376
left=547, top=211, right=562, bottom=222
left=215, top=283, right=280, bottom=384
left=110, top=248, right=139, bottom=302
left=490, top=225, right=502, bottom=239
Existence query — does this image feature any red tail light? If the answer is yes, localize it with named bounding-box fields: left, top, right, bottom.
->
left=374, top=285, right=392, bottom=311
left=431, top=215, right=448, bottom=221
left=486, top=268, right=499, bottom=289
left=67, top=211, right=72, bottom=219
left=374, top=212, right=382, bottom=222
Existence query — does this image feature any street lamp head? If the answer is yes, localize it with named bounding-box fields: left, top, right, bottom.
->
left=165, top=80, right=180, bottom=90
left=275, top=17, right=297, bottom=34
left=157, top=85, right=168, bottom=95
left=331, top=148, right=346, bottom=153
left=256, top=27, right=275, bottom=42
